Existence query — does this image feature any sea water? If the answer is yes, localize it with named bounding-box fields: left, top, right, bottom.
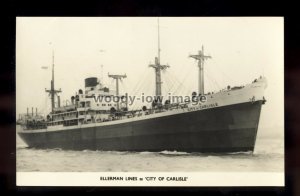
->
left=16, top=126, right=284, bottom=172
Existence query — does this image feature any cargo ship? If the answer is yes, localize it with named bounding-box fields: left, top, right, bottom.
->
left=17, top=23, right=267, bottom=153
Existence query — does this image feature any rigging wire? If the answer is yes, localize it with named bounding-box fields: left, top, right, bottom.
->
left=210, top=58, right=236, bottom=85
left=205, top=65, right=221, bottom=91
left=204, top=70, right=216, bottom=93
left=129, top=67, right=150, bottom=96
left=173, top=67, right=194, bottom=96
left=129, top=70, right=154, bottom=110
left=165, top=70, right=180, bottom=93
left=167, top=66, right=189, bottom=94
left=162, top=72, right=174, bottom=93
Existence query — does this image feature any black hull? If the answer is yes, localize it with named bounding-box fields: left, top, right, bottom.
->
left=18, top=101, right=263, bottom=153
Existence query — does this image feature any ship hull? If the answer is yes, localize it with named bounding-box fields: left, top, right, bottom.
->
left=18, top=101, right=263, bottom=153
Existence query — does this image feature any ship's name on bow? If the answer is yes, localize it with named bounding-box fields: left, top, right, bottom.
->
left=188, top=103, right=218, bottom=111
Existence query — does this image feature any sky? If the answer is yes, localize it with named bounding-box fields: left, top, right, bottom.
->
left=16, top=17, right=284, bottom=136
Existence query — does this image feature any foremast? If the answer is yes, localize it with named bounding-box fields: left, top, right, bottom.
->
left=189, top=46, right=211, bottom=95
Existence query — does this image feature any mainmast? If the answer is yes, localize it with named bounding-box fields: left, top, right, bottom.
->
left=108, top=73, right=127, bottom=110
left=45, top=50, right=61, bottom=113
left=149, top=18, right=169, bottom=99
left=189, top=45, right=211, bottom=95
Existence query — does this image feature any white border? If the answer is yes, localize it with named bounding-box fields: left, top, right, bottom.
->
left=17, top=172, right=284, bottom=187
